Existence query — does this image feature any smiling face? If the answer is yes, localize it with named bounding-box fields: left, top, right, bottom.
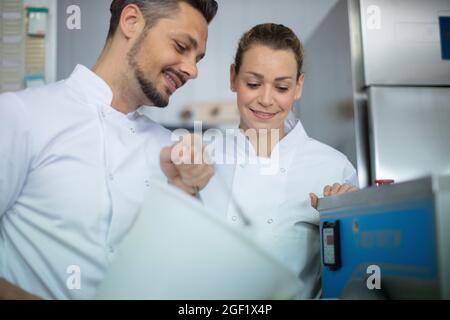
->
left=231, top=45, right=304, bottom=135
left=128, top=2, right=208, bottom=107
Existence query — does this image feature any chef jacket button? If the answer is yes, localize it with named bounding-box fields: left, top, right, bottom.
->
left=108, top=173, right=114, bottom=181
left=280, top=168, right=287, bottom=174
left=231, top=216, right=237, bottom=221
left=108, top=246, right=115, bottom=254
left=240, top=164, right=246, bottom=168
left=267, top=219, right=274, bottom=224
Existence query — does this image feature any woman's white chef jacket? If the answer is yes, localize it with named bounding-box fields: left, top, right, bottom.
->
left=200, top=119, right=358, bottom=299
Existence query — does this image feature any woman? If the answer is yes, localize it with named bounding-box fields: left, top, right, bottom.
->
left=201, top=23, right=358, bottom=299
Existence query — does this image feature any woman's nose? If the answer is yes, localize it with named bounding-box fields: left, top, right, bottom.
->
left=259, top=87, right=274, bottom=107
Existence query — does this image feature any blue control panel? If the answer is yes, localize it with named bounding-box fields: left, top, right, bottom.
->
left=320, top=198, right=438, bottom=299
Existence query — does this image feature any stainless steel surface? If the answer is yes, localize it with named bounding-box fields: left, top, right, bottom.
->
left=434, top=175, right=450, bottom=298
left=369, top=86, right=450, bottom=183
left=360, top=0, right=450, bottom=86
left=298, top=0, right=450, bottom=188
left=317, top=175, right=434, bottom=213
left=348, top=0, right=366, bottom=92
left=349, top=0, right=371, bottom=187
left=297, top=0, right=358, bottom=169
left=353, top=95, right=371, bottom=188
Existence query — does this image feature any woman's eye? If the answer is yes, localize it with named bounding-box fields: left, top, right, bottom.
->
left=277, top=87, right=289, bottom=92
left=247, top=83, right=260, bottom=89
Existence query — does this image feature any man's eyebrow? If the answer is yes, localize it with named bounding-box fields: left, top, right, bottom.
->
left=245, top=72, right=294, bottom=81
left=174, top=33, right=198, bottom=49
left=174, top=33, right=205, bottom=61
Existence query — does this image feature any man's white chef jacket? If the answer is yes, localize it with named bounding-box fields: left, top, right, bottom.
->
left=0, top=65, right=172, bottom=299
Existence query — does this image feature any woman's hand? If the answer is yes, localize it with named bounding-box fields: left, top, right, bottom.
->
left=309, top=183, right=359, bottom=209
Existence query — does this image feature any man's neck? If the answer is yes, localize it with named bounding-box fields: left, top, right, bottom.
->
left=92, top=45, right=141, bottom=114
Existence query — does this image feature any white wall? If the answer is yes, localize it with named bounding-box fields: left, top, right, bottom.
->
left=297, top=0, right=357, bottom=166
left=57, top=0, right=110, bottom=81
left=147, top=0, right=340, bottom=125
left=56, top=0, right=338, bottom=125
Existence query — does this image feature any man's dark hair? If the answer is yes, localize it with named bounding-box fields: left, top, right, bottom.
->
left=107, top=0, right=218, bottom=40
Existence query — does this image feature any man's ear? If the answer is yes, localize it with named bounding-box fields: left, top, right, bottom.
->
left=294, top=73, right=305, bottom=100
left=230, top=64, right=237, bottom=92
left=118, top=4, right=145, bottom=40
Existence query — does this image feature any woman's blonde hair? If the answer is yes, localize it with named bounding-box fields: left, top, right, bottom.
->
left=234, top=23, right=304, bottom=78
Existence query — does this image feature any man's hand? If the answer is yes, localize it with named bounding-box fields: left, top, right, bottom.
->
left=310, top=183, right=359, bottom=209
left=160, top=134, right=214, bottom=196
left=0, top=278, right=42, bottom=300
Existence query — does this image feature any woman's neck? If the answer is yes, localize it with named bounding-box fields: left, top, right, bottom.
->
left=240, top=124, right=286, bottom=158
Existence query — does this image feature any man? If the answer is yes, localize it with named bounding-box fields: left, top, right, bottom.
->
left=0, top=0, right=217, bottom=299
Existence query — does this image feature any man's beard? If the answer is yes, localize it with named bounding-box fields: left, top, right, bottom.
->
left=128, top=38, right=169, bottom=108
left=134, top=66, right=169, bottom=108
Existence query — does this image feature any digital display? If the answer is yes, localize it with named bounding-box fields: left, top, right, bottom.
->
left=326, top=235, right=334, bottom=245
left=322, top=221, right=341, bottom=270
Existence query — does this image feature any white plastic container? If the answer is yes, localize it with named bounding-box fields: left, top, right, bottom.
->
left=95, top=179, right=301, bottom=300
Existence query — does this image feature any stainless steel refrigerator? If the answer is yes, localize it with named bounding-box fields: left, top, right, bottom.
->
left=297, top=0, right=450, bottom=188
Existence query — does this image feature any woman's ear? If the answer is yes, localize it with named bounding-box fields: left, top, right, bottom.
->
left=294, top=73, right=305, bottom=100
left=230, top=64, right=237, bottom=92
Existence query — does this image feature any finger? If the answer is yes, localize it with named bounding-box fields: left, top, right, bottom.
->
left=323, top=185, right=332, bottom=196
left=170, top=176, right=197, bottom=195
left=179, top=168, right=207, bottom=188
left=182, top=139, right=196, bottom=164
left=160, top=145, right=172, bottom=164
left=160, top=145, right=180, bottom=180
left=337, top=184, right=353, bottom=193
left=330, top=183, right=341, bottom=195
left=190, top=185, right=200, bottom=196
left=194, top=169, right=214, bottom=190
left=177, top=162, right=205, bottom=179
left=173, top=135, right=193, bottom=164
left=203, top=144, right=215, bottom=165
left=194, top=166, right=215, bottom=189
left=339, top=184, right=359, bottom=193
left=178, top=164, right=214, bottom=190
left=182, top=174, right=209, bottom=192
left=310, top=193, right=319, bottom=209
left=170, top=140, right=189, bottom=165
left=182, top=134, right=203, bottom=164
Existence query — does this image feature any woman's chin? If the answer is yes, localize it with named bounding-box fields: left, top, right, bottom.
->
left=240, top=117, right=284, bottom=133
left=251, top=124, right=280, bottom=133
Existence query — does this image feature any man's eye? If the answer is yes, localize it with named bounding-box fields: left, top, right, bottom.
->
left=176, top=42, right=187, bottom=53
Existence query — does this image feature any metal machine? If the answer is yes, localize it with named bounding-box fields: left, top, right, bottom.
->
left=298, top=0, right=450, bottom=188
left=318, top=174, right=450, bottom=299
left=307, top=0, right=450, bottom=299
